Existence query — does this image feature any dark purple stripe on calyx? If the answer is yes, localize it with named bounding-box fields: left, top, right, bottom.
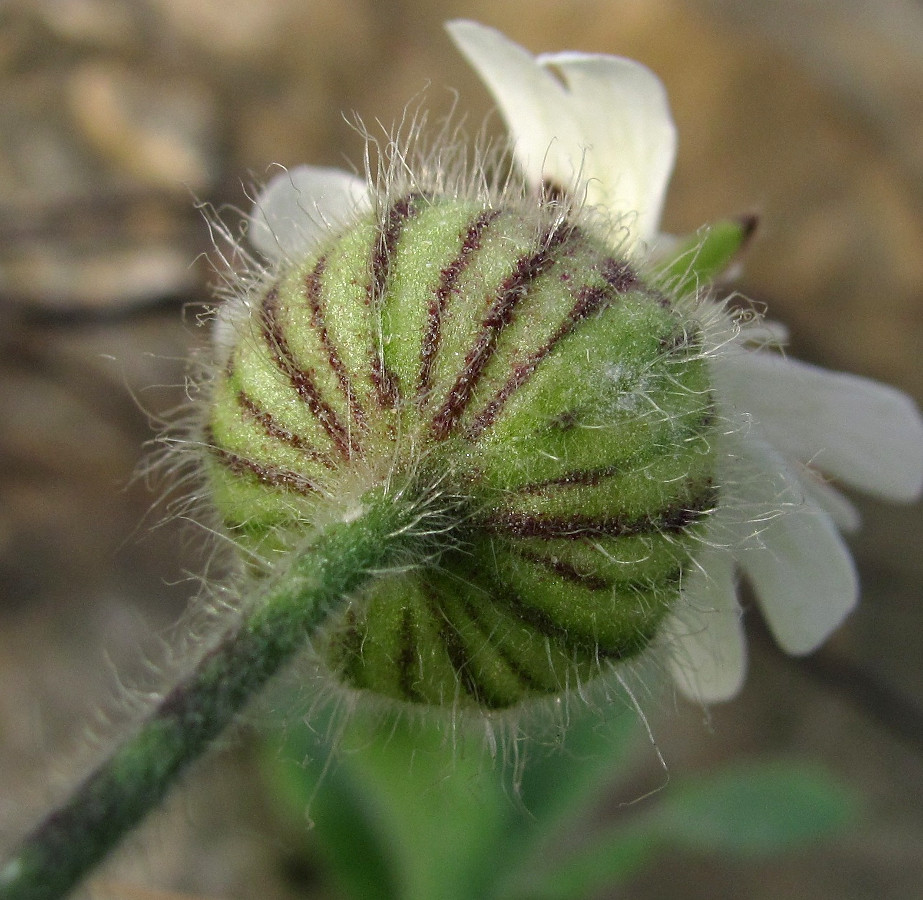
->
left=204, top=426, right=318, bottom=496
left=417, top=208, right=500, bottom=401
left=368, top=193, right=425, bottom=408
left=483, top=483, right=718, bottom=539
left=260, top=285, right=358, bottom=459
left=236, top=389, right=336, bottom=468
left=467, top=257, right=637, bottom=440
left=658, top=324, right=702, bottom=355
left=510, top=547, right=612, bottom=592
left=600, top=255, right=641, bottom=293
left=496, top=587, right=628, bottom=660
left=304, top=256, right=368, bottom=430
left=512, top=463, right=624, bottom=494
left=430, top=224, right=574, bottom=440
left=331, top=608, right=366, bottom=687
left=451, top=587, right=547, bottom=696
left=419, top=581, right=485, bottom=704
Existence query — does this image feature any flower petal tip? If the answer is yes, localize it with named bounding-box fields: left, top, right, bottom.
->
left=446, top=19, right=676, bottom=252
left=717, top=350, right=923, bottom=504
left=742, top=502, right=859, bottom=657
left=667, top=551, right=748, bottom=704
left=249, top=165, right=368, bottom=264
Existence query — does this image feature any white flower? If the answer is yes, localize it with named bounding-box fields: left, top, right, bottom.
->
left=248, top=20, right=923, bottom=705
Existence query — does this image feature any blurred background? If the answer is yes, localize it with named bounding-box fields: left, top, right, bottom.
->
left=1, top=0, right=921, bottom=897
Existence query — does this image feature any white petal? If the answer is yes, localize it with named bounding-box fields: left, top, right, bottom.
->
left=249, top=165, right=368, bottom=264
left=446, top=20, right=676, bottom=250
left=795, top=468, right=861, bottom=533
left=715, top=349, right=923, bottom=502
left=732, top=435, right=859, bottom=655
left=535, top=52, right=676, bottom=248
left=447, top=22, right=566, bottom=188
left=212, top=294, right=251, bottom=362
left=667, top=548, right=747, bottom=703
left=736, top=319, right=790, bottom=349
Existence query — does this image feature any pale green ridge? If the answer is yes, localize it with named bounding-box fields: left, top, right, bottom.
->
left=226, top=318, right=343, bottom=456
left=421, top=209, right=537, bottom=406
left=210, top=371, right=333, bottom=480
left=290, top=216, right=382, bottom=415
left=481, top=439, right=714, bottom=521
left=430, top=559, right=601, bottom=694
left=450, top=230, right=627, bottom=435
left=509, top=532, right=694, bottom=587
left=471, top=295, right=710, bottom=489
left=328, top=574, right=461, bottom=705
left=437, top=586, right=537, bottom=709
left=381, top=199, right=486, bottom=397
left=489, top=546, right=674, bottom=654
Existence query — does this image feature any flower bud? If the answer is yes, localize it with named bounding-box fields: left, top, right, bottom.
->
left=205, top=190, right=718, bottom=710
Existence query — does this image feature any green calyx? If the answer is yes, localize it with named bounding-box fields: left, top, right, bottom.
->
left=205, top=192, right=719, bottom=711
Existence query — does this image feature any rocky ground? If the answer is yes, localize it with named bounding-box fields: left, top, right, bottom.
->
left=1, top=1, right=921, bottom=897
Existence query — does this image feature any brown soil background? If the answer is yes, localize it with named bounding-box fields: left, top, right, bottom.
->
left=1, top=1, right=921, bottom=897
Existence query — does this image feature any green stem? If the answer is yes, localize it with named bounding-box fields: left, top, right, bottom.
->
left=0, top=487, right=431, bottom=900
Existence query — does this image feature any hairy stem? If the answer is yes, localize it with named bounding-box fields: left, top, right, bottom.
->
left=0, top=486, right=432, bottom=900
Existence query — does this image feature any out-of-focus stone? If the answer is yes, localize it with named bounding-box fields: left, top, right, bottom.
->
left=148, top=0, right=372, bottom=64
left=0, top=71, right=99, bottom=207
left=0, top=187, right=204, bottom=310
left=34, top=0, right=142, bottom=48
left=147, top=0, right=293, bottom=61
left=0, top=29, right=214, bottom=310
left=0, top=243, right=198, bottom=309
left=701, top=0, right=923, bottom=177
left=66, top=62, right=216, bottom=191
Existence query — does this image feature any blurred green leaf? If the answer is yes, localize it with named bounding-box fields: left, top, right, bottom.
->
left=266, top=702, right=853, bottom=900
left=489, top=702, right=644, bottom=898
left=338, top=713, right=514, bottom=900
left=651, top=759, right=855, bottom=855
left=266, top=720, right=401, bottom=900
left=515, top=701, right=639, bottom=830
left=500, top=824, right=655, bottom=900
left=265, top=701, right=643, bottom=900
left=266, top=709, right=517, bottom=900
left=500, top=759, right=854, bottom=900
